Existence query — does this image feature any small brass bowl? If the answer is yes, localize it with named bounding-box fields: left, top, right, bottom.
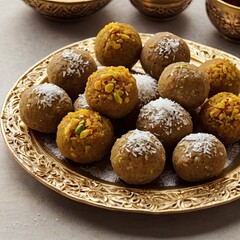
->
left=206, top=0, right=240, bottom=42
left=22, top=0, right=112, bottom=21
left=129, top=0, right=192, bottom=20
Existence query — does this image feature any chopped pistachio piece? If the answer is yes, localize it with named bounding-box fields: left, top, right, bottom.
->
left=94, top=80, right=102, bottom=90
left=113, top=43, right=121, bottom=50
left=75, top=123, right=85, bottom=135
left=105, top=83, right=114, bottom=93
left=114, top=92, right=123, bottom=104
left=80, top=129, right=91, bottom=139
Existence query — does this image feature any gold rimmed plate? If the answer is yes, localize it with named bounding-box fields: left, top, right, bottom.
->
left=1, top=34, right=240, bottom=214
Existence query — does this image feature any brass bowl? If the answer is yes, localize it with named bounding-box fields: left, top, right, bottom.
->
left=129, top=0, right=192, bottom=20
left=206, top=0, right=240, bottom=42
left=22, top=0, right=112, bottom=21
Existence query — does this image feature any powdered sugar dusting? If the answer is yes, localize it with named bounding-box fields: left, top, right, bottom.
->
left=41, top=131, right=240, bottom=187
left=74, top=93, right=90, bottom=110
left=225, top=142, right=240, bottom=167
left=34, top=83, right=65, bottom=108
left=154, top=36, right=180, bottom=59
left=123, top=129, right=162, bottom=158
left=80, top=164, right=119, bottom=183
left=43, top=135, right=65, bottom=160
left=42, top=136, right=119, bottom=182
left=180, top=133, right=220, bottom=158
left=169, top=64, right=204, bottom=83
left=158, top=170, right=179, bottom=187
left=138, top=98, right=190, bottom=135
left=61, top=49, right=89, bottom=77
left=170, top=64, right=190, bottom=78
left=133, top=74, right=159, bottom=107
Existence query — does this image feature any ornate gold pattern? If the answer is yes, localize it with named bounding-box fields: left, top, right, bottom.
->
left=1, top=34, right=240, bottom=214
left=206, top=0, right=240, bottom=41
left=22, top=0, right=111, bottom=20
left=130, top=0, right=192, bottom=19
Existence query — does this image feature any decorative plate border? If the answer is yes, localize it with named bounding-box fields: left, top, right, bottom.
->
left=1, top=34, right=240, bottom=214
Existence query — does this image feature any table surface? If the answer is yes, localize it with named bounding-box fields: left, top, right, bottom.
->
left=1, top=0, right=240, bottom=239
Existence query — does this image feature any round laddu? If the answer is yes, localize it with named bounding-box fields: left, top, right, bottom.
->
left=136, top=98, right=193, bottom=149
left=73, top=93, right=90, bottom=111
left=140, top=32, right=190, bottom=80
left=199, top=58, right=240, bottom=97
left=133, top=73, right=159, bottom=108
left=172, top=133, right=227, bottom=182
left=85, top=66, right=138, bottom=119
left=47, top=48, right=97, bottom=100
left=199, top=92, right=240, bottom=144
left=56, top=109, right=115, bottom=164
left=94, top=22, right=142, bottom=68
left=110, top=129, right=166, bottom=185
left=158, top=62, right=210, bottom=109
left=122, top=73, right=159, bottom=131
left=19, top=83, right=73, bottom=133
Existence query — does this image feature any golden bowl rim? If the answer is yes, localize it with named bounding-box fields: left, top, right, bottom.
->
left=35, top=0, right=111, bottom=4
left=207, top=0, right=240, bottom=10
left=131, top=0, right=192, bottom=3
left=22, top=0, right=112, bottom=19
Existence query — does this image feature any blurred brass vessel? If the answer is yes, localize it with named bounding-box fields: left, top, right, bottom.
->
left=206, top=0, right=240, bottom=42
left=22, top=0, right=112, bottom=20
left=129, top=0, right=192, bottom=20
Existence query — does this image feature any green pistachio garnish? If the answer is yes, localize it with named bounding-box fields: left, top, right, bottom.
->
left=75, top=122, right=85, bottom=135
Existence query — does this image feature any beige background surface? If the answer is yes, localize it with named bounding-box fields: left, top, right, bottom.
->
left=1, top=0, right=240, bottom=239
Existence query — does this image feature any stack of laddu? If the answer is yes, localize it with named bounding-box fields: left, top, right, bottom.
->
left=19, top=22, right=240, bottom=185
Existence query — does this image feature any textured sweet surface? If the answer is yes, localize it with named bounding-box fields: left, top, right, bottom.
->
left=154, top=37, right=180, bottom=59
left=94, top=22, right=142, bottom=68
left=61, top=49, right=89, bottom=77
left=56, top=109, right=114, bottom=163
left=47, top=48, right=97, bottom=100
left=19, top=83, right=73, bottom=133
left=172, top=133, right=227, bottom=182
left=120, top=129, right=162, bottom=157
left=200, top=58, right=240, bottom=97
left=33, top=83, right=66, bottom=108
left=133, top=73, right=159, bottom=107
left=110, top=129, right=166, bottom=184
left=137, top=97, right=193, bottom=147
left=158, top=62, right=210, bottom=109
left=140, top=32, right=190, bottom=80
left=85, top=66, right=138, bottom=118
left=181, top=133, right=220, bottom=158
left=200, top=92, right=240, bottom=144
left=138, top=98, right=190, bottom=132
left=73, top=93, right=90, bottom=111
